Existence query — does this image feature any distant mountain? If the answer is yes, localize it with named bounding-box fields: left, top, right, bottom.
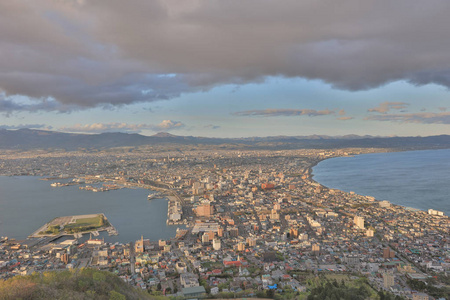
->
left=152, top=132, right=178, bottom=138
left=0, top=128, right=450, bottom=151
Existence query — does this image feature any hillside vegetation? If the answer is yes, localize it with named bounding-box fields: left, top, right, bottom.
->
left=0, top=269, right=153, bottom=300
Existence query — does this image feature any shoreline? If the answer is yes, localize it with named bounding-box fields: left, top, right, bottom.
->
left=0, top=176, right=180, bottom=242
left=308, top=148, right=450, bottom=217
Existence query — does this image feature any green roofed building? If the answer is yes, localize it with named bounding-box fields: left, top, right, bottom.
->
left=182, top=286, right=206, bottom=299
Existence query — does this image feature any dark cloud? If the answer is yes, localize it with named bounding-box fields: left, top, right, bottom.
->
left=2, top=1, right=450, bottom=111
left=368, top=102, right=410, bottom=114
left=365, top=112, right=450, bottom=124
left=234, top=109, right=335, bottom=117
left=0, top=95, right=77, bottom=115
left=59, top=120, right=185, bottom=133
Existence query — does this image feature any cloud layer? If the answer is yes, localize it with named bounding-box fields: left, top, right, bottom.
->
left=368, top=102, right=410, bottom=114
left=2, top=1, right=450, bottom=111
left=234, top=109, right=335, bottom=117
left=366, top=112, right=450, bottom=124
left=0, top=124, right=49, bottom=130
left=59, top=120, right=185, bottom=133
left=204, top=124, right=221, bottom=130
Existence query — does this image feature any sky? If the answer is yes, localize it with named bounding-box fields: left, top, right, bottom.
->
left=1, top=0, right=450, bottom=138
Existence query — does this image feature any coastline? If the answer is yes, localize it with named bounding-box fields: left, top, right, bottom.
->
left=304, top=147, right=397, bottom=178
left=309, top=148, right=450, bottom=216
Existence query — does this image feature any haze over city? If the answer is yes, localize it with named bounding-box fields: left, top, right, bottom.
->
left=1, top=1, right=450, bottom=137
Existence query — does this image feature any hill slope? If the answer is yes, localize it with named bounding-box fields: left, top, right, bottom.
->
left=0, top=269, right=152, bottom=300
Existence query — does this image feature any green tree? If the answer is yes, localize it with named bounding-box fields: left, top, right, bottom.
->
left=109, top=290, right=126, bottom=300
left=266, top=289, right=275, bottom=298
left=93, top=271, right=106, bottom=282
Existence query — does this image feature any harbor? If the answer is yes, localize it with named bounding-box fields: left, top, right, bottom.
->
left=49, top=176, right=185, bottom=233
left=0, top=176, right=182, bottom=243
left=79, top=184, right=123, bottom=192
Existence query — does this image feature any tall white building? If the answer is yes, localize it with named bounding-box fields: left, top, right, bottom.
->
left=354, top=216, right=365, bottom=229
left=213, top=239, right=221, bottom=250
left=202, top=233, right=210, bottom=244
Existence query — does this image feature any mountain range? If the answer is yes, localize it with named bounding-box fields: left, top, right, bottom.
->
left=1, top=128, right=450, bottom=151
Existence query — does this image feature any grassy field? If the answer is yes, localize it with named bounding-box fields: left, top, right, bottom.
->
left=63, top=214, right=108, bottom=233
left=64, top=215, right=103, bottom=229
left=35, top=214, right=110, bottom=236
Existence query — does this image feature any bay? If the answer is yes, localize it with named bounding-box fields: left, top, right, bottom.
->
left=0, top=176, right=181, bottom=242
left=312, top=148, right=450, bottom=216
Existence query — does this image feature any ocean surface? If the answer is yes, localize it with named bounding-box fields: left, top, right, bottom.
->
left=312, top=148, right=450, bottom=216
left=0, top=176, right=182, bottom=242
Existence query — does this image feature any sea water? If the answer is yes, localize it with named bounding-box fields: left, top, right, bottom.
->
left=313, top=149, right=450, bottom=216
left=0, top=176, right=181, bottom=242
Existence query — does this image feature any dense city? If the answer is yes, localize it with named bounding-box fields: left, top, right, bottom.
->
left=0, top=146, right=449, bottom=299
